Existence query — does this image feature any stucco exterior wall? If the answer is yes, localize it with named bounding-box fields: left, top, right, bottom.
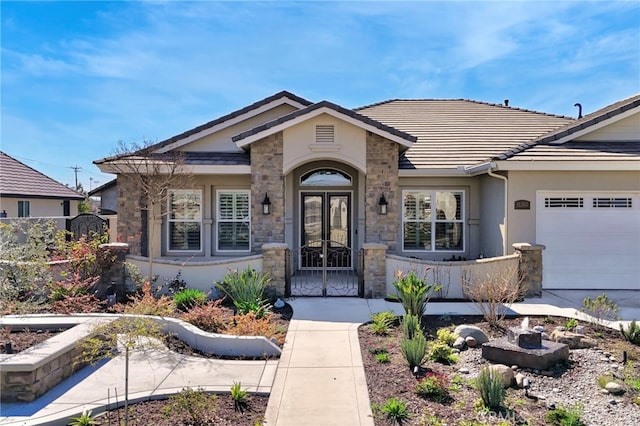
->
left=478, top=174, right=506, bottom=258
left=183, top=104, right=298, bottom=152
left=506, top=170, right=640, bottom=249
left=0, top=198, right=79, bottom=218
left=282, top=113, right=367, bottom=174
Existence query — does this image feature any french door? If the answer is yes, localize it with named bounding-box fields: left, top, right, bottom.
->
left=300, top=192, right=351, bottom=269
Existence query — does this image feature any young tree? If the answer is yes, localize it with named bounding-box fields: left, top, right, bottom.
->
left=99, top=141, right=193, bottom=283
left=79, top=316, right=166, bottom=426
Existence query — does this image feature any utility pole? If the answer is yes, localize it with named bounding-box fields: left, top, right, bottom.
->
left=68, top=165, right=82, bottom=190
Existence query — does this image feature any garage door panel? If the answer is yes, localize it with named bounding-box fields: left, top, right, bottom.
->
left=537, top=191, right=640, bottom=290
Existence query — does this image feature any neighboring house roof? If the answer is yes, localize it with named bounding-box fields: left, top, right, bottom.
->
left=355, top=99, right=573, bottom=169
left=232, top=100, right=418, bottom=148
left=0, top=151, right=85, bottom=199
left=496, top=93, right=640, bottom=162
left=88, top=178, right=117, bottom=197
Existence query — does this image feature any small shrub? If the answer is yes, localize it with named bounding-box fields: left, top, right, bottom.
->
left=230, top=381, right=248, bottom=411
left=462, top=264, right=524, bottom=328
left=370, top=311, right=396, bottom=335
left=174, top=288, right=208, bottom=312
left=620, top=320, right=640, bottom=345
left=545, top=403, right=585, bottom=426
left=582, top=293, right=620, bottom=328
left=377, top=397, right=410, bottom=424
left=476, top=368, right=505, bottom=410
left=214, top=267, right=271, bottom=318
left=224, top=312, right=285, bottom=346
left=49, top=273, right=104, bottom=314
left=375, top=352, right=391, bottom=363
left=436, top=327, right=457, bottom=346
left=428, top=342, right=459, bottom=365
left=391, top=270, right=440, bottom=318
left=180, top=299, right=228, bottom=333
left=112, top=281, right=175, bottom=316
left=401, top=314, right=421, bottom=340
left=163, top=387, right=217, bottom=426
left=415, top=372, right=449, bottom=402
left=564, top=318, right=578, bottom=331
left=400, top=333, right=427, bottom=370
left=166, top=270, right=187, bottom=294
left=67, top=409, right=99, bottom=426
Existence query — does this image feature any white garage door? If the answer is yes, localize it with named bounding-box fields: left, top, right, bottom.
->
left=536, top=192, right=640, bottom=290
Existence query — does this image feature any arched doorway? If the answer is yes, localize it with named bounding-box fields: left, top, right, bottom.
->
left=288, top=166, right=362, bottom=296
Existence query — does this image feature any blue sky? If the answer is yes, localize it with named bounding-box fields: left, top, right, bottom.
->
left=2, top=1, right=639, bottom=191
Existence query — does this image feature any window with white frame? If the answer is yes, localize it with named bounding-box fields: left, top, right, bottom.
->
left=18, top=201, right=30, bottom=218
left=168, top=189, right=202, bottom=251
left=217, top=190, right=250, bottom=251
left=402, top=190, right=464, bottom=252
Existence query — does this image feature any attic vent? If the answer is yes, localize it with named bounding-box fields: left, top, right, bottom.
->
left=316, top=125, right=335, bottom=143
left=593, top=197, right=632, bottom=208
left=544, top=197, right=584, bottom=208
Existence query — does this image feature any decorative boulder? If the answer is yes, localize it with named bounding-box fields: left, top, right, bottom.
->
left=605, top=382, right=624, bottom=395
left=453, top=324, right=489, bottom=345
left=465, top=336, right=478, bottom=348
left=549, top=330, right=597, bottom=349
left=453, top=336, right=466, bottom=350
left=484, top=364, right=514, bottom=388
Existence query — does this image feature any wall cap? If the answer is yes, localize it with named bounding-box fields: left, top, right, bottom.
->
left=512, top=243, right=546, bottom=251
left=262, top=243, right=289, bottom=250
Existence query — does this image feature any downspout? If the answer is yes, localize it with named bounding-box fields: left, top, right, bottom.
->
left=487, top=163, right=508, bottom=255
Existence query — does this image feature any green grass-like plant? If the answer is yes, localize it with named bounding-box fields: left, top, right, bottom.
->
left=391, top=270, right=441, bottom=319
left=370, top=311, right=396, bottom=335
left=214, top=267, right=271, bottom=318
left=620, top=319, right=640, bottom=345
left=475, top=368, right=505, bottom=411
left=174, top=288, right=208, bottom=312
left=377, top=397, right=410, bottom=424
left=67, top=409, right=99, bottom=426
left=401, top=314, right=420, bottom=340
left=545, top=403, right=585, bottom=426
left=400, top=333, right=427, bottom=370
left=428, top=342, right=459, bottom=365
left=564, top=317, right=578, bottom=331
left=230, top=381, right=249, bottom=411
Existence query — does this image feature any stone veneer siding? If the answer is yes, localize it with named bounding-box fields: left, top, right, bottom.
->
left=512, top=243, right=545, bottom=297
left=116, top=175, right=143, bottom=255
left=251, top=133, right=285, bottom=251
left=365, top=133, right=399, bottom=250
left=262, top=243, right=287, bottom=297
left=362, top=243, right=388, bottom=298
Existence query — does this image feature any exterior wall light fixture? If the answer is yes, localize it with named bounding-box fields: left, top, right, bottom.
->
left=378, top=194, right=388, bottom=215
left=262, top=193, right=272, bottom=215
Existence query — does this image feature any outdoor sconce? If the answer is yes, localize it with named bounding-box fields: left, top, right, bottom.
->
left=261, top=193, right=272, bottom=215
left=378, top=194, right=388, bottom=215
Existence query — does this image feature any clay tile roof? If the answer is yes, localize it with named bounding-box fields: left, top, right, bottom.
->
left=0, top=151, right=85, bottom=199
left=356, top=99, right=573, bottom=169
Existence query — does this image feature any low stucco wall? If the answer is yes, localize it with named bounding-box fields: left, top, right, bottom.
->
left=126, top=255, right=263, bottom=297
left=386, top=253, right=521, bottom=299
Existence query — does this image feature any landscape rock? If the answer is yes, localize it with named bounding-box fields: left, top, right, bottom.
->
left=453, top=336, right=466, bottom=350
left=453, top=324, right=489, bottom=345
left=549, top=329, right=598, bottom=349
left=484, top=364, right=514, bottom=388
left=515, top=372, right=526, bottom=388
left=465, top=336, right=478, bottom=348
left=605, top=382, right=624, bottom=395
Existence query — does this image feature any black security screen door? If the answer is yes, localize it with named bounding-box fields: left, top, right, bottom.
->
left=301, top=192, right=351, bottom=268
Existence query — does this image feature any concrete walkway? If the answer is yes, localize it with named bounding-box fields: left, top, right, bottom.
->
left=0, top=349, right=277, bottom=426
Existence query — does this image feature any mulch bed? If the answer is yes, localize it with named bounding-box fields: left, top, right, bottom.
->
left=0, top=328, right=66, bottom=354
left=359, top=314, right=640, bottom=426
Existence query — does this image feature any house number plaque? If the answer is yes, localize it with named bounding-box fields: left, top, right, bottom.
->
left=514, top=200, right=531, bottom=210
